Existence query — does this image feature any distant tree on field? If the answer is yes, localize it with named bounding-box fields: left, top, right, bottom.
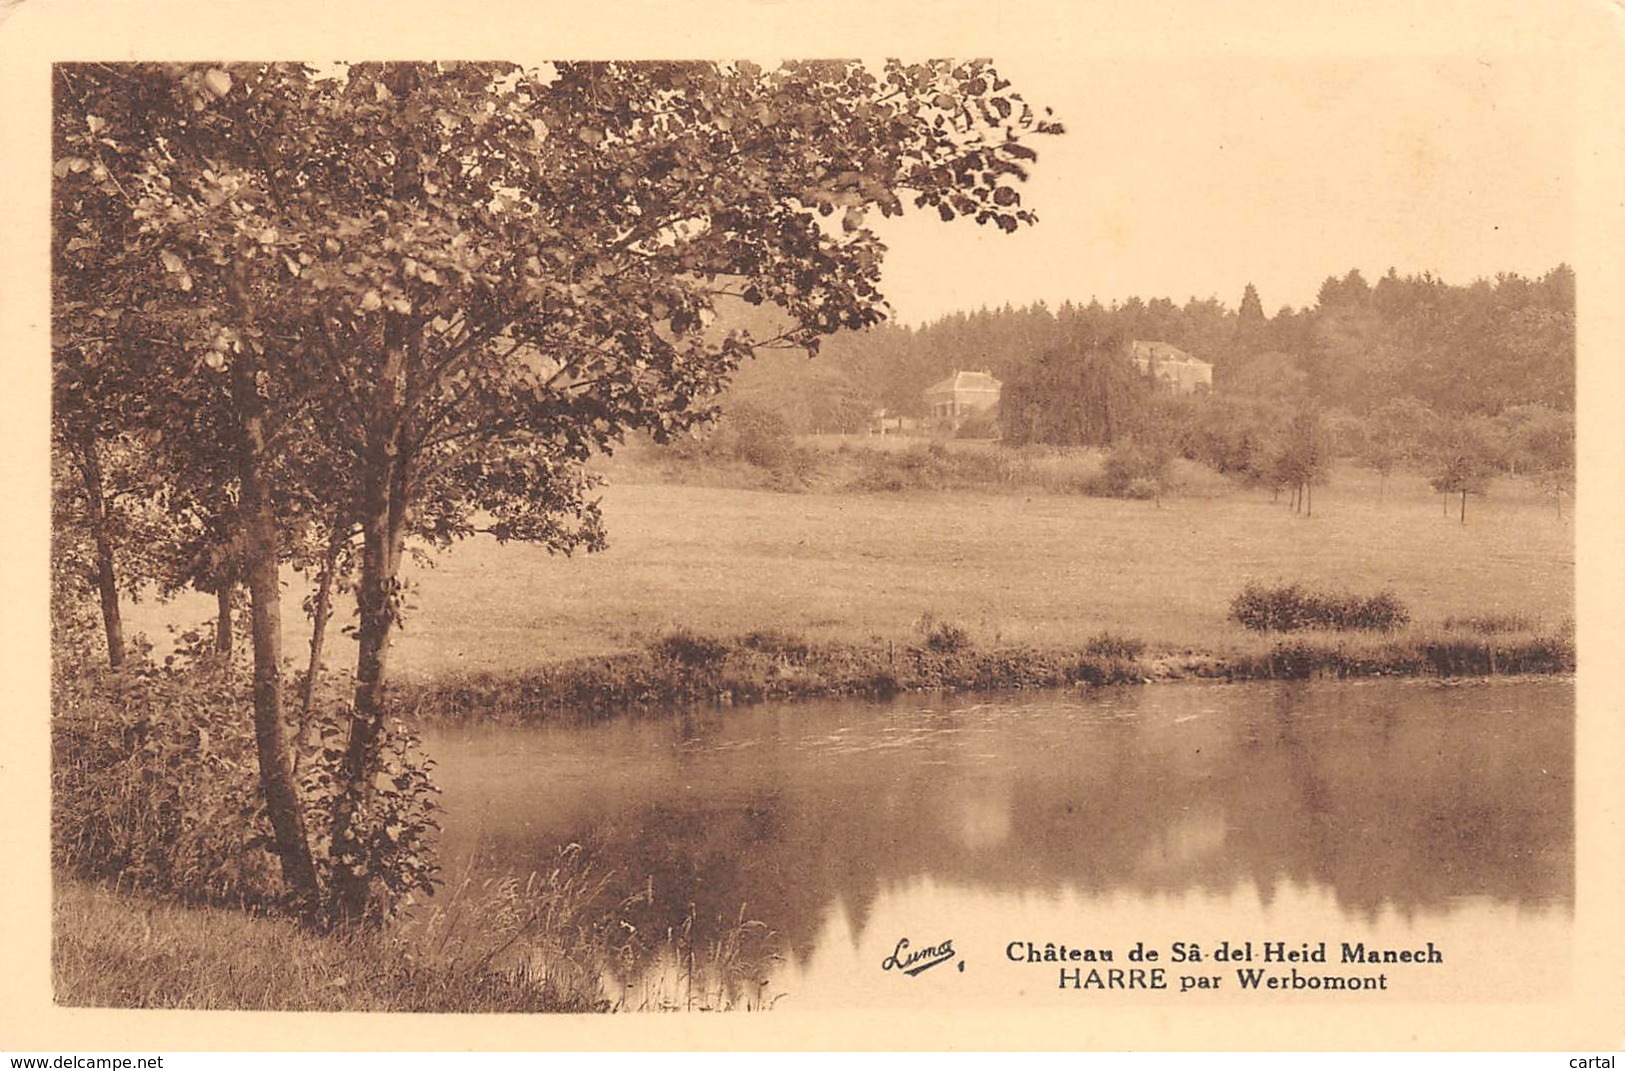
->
left=1426, top=419, right=1499, bottom=524
left=1271, top=408, right=1331, bottom=517
left=1498, top=403, right=1575, bottom=517
left=1358, top=396, right=1435, bottom=502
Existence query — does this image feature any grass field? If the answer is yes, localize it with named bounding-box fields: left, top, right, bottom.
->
left=123, top=460, right=1573, bottom=682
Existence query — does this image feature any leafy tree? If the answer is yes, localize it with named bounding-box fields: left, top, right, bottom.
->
left=51, top=162, right=177, bottom=667
left=1220, top=349, right=1308, bottom=411
left=1358, top=396, right=1433, bottom=501
left=1426, top=418, right=1498, bottom=524
left=47, top=428, right=174, bottom=667
left=55, top=60, right=1060, bottom=924
left=1499, top=403, right=1575, bottom=517
left=1001, top=332, right=1147, bottom=447
left=1272, top=408, right=1330, bottom=516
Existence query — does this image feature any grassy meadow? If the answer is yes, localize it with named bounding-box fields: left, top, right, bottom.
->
left=123, top=451, right=1574, bottom=684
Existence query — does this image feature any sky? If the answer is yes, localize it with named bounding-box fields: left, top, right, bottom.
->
left=6, top=0, right=1591, bottom=332
left=868, top=52, right=1577, bottom=325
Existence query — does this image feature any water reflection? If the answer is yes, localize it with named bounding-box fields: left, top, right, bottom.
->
left=423, top=677, right=1572, bottom=1004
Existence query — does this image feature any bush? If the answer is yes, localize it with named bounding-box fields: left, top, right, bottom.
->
left=53, top=648, right=441, bottom=924
left=843, top=443, right=1012, bottom=493
left=915, top=614, right=973, bottom=654
left=652, top=629, right=730, bottom=667
left=53, top=657, right=282, bottom=907
left=1085, top=631, right=1145, bottom=660
left=1087, top=441, right=1169, bottom=499
left=954, top=407, right=1000, bottom=440
left=660, top=402, right=817, bottom=489
left=729, top=404, right=795, bottom=471
left=1228, top=583, right=1410, bottom=633
left=738, top=628, right=812, bottom=662
left=296, top=706, right=441, bottom=924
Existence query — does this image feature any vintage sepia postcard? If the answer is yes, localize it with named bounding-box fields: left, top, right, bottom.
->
left=2, top=0, right=1622, bottom=1053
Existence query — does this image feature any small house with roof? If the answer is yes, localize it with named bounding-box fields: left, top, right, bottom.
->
left=923, top=369, right=1002, bottom=422
left=1131, top=340, right=1212, bottom=394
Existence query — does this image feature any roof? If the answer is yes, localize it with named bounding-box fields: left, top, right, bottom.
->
left=924, top=370, right=1003, bottom=396
left=1131, top=340, right=1211, bottom=368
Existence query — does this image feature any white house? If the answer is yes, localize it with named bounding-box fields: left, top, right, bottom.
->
left=1131, top=340, right=1212, bottom=394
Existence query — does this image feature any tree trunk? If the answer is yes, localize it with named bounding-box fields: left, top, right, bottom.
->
left=73, top=431, right=125, bottom=667
left=215, top=583, right=234, bottom=655
left=1460, top=489, right=1467, bottom=525
left=300, top=517, right=348, bottom=719
left=1306, top=480, right=1313, bottom=518
left=329, top=332, right=414, bottom=925
left=228, top=278, right=320, bottom=916
left=328, top=466, right=410, bottom=923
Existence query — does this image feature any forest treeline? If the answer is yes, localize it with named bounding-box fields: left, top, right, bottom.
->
left=727, top=265, right=1575, bottom=430
left=714, top=266, right=1575, bottom=513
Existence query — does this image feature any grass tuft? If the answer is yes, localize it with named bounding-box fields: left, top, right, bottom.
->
left=1442, top=612, right=1536, bottom=634
left=1220, top=630, right=1574, bottom=681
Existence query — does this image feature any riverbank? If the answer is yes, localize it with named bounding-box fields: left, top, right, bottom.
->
left=55, top=862, right=781, bottom=1013
left=400, top=623, right=1576, bottom=724
left=51, top=877, right=604, bottom=1012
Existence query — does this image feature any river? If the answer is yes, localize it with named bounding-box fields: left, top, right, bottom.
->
left=420, top=676, right=1573, bottom=1010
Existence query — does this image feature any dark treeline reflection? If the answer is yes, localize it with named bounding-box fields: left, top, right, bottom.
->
left=426, top=679, right=1572, bottom=969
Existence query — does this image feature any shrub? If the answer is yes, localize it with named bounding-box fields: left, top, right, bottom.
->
left=657, top=403, right=817, bottom=489
left=1086, top=441, right=1169, bottom=499
left=1084, top=631, right=1145, bottom=659
left=53, top=657, right=282, bottom=907
left=1262, top=640, right=1327, bottom=679
left=652, top=629, right=730, bottom=667
left=731, top=407, right=794, bottom=471
left=843, top=443, right=1011, bottom=493
left=1228, top=583, right=1410, bottom=633
left=1339, top=590, right=1411, bottom=631
left=954, top=407, right=1000, bottom=440
left=295, top=706, right=441, bottom=924
left=738, top=629, right=811, bottom=662
left=915, top=614, right=973, bottom=654
left=53, top=649, right=441, bottom=924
